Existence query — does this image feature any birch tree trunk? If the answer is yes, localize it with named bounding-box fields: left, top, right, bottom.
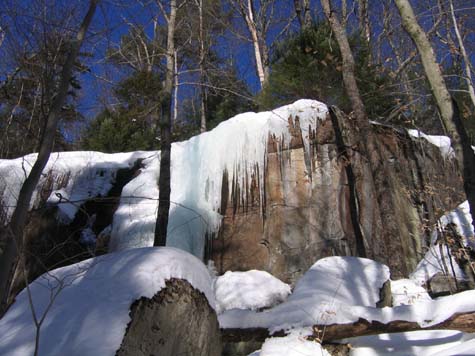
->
left=0, top=0, right=99, bottom=317
left=232, top=0, right=269, bottom=89
left=448, top=0, right=475, bottom=109
left=394, top=0, right=475, bottom=234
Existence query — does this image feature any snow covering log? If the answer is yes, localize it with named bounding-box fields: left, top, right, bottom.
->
left=117, top=278, right=221, bottom=356
left=221, top=311, right=475, bottom=343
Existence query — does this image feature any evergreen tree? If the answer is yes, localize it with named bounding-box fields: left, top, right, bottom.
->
left=82, top=71, right=161, bottom=152
left=258, top=22, right=395, bottom=120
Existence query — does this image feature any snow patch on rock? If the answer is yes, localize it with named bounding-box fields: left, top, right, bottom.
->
left=214, top=270, right=291, bottom=314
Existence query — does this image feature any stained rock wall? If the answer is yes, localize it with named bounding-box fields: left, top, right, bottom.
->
left=212, top=108, right=464, bottom=283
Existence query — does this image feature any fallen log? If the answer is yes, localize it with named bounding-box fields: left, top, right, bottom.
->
left=222, top=311, right=475, bottom=343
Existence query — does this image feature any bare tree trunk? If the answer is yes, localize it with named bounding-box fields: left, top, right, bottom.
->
left=232, top=0, right=269, bottom=88
left=320, top=0, right=368, bottom=258
left=357, top=0, right=371, bottom=43
left=394, top=0, right=475, bottom=234
left=341, top=0, right=348, bottom=28
left=448, top=0, right=475, bottom=109
left=197, top=0, right=207, bottom=133
left=0, top=0, right=98, bottom=317
left=173, top=49, right=178, bottom=124
left=154, top=0, right=177, bottom=247
left=246, top=0, right=267, bottom=87
left=320, top=0, right=366, bottom=123
left=302, top=0, right=311, bottom=28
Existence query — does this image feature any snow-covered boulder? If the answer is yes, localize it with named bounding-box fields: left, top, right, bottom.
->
left=214, top=270, right=291, bottom=314
left=0, top=247, right=218, bottom=356
left=292, top=256, right=391, bottom=307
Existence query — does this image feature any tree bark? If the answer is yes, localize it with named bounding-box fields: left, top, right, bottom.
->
left=222, top=312, right=475, bottom=343
left=0, top=0, right=99, bottom=317
left=232, top=0, right=269, bottom=89
left=198, top=0, right=207, bottom=133
left=394, top=0, right=475, bottom=236
left=154, top=0, right=177, bottom=247
left=357, top=0, right=371, bottom=44
left=448, top=0, right=475, bottom=109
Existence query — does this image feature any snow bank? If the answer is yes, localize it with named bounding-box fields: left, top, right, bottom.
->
left=0, top=247, right=215, bottom=356
left=219, top=257, right=475, bottom=332
left=249, top=328, right=330, bottom=356
left=214, top=270, right=291, bottom=314
left=292, top=256, right=390, bottom=307
left=391, top=279, right=431, bottom=306
left=109, top=99, right=328, bottom=258
left=344, top=330, right=475, bottom=356
left=0, top=151, right=148, bottom=223
left=437, top=200, right=475, bottom=248
left=410, top=245, right=466, bottom=285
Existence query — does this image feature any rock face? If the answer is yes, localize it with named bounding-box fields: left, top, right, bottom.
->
left=116, top=278, right=222, bottom=356
left=212, top=108, right=464, bottom=282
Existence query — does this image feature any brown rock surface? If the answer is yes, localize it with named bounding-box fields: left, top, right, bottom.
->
left=212, top=108, right=464, bottom=283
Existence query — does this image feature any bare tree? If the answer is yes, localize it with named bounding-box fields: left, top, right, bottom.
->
left=0, top=0, right=99, bottom=317
left=394, top=0, right=475, bottom=233
left=448, top=0, right=475, bottom=109
left=357, top=0, right=371, bottom=44
left=154, top=0, right=177, bottom=247
left=229, top=0, right=274, bottom=88
left=293, top=0, right=311, bottom=30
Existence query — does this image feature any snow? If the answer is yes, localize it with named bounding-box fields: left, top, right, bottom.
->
left=219, top=257, right=475, bottom=332
left=391, top=279, right=431, bottom=306
left=0, top=151, right=148, bottom=224
left=214, top=270, right=291, bottom=314
left=250, top=328, right=331, bottom=356
left=109, top=99, right=328, bottom=258
left=344, top=330, right=475, bottom=356
left=437, top=200, right=475, bottom=249
left=407, top=129, right=454, bottom=157
left=0, top=247, right=215, bottom=356
left=410, top=245, right=466, bottom=285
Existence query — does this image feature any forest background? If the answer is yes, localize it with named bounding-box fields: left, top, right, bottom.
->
left=1, top=0, right=475, bottom=158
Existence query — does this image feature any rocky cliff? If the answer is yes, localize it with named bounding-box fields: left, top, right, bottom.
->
left=0, top=100, right=466, bottom=287
left=212, top=107, right=464, bottom=282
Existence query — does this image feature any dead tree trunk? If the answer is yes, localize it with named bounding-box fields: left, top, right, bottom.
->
left=394, top=0, right=475, bottom=236
left=222, top=311, right=475, bottom=343
left=0, top=0, right=99, bottom=317
left=154, top=0, right=177, bottom=247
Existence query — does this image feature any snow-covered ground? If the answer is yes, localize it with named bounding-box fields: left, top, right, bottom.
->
left=1, top=251, right=474, bottom=356
left=0, top=247, right=215, bottom=356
